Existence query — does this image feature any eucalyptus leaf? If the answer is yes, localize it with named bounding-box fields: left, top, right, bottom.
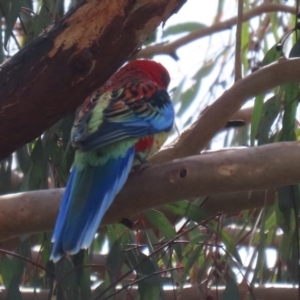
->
left=222, top=277, right=241, bottom=300
left=181, top=245, right=203, bottom=284
left=207, top=224, right=242, bottom=265
left=1, top=255, right=14, bottom=290
left=163, top=22, right=207, bottom=37
left=144, top=209, right=176, bottom=241
left=56, top=257, right=78, bottom=300
left=164, top=200, right=210, bottom=223
left=106, top=239, right=124, bottom=281
left=250, top=45, right=282, bottom=145
left=3, top=0, right=23, bottom=49
left=256, top=95, right=280, bottom=145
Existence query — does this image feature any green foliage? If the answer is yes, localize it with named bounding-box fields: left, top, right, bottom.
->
left=164, top=200, right=209, bottom=223
left=250, top=45, right=282, bottom=145
left=163, top=22, right=207, bottom=37
left=256, top=95, right=280, bottom=145
left=2, top=0, right=300, bottom=299
left=2, top=0, right=23, bottom=48
left=222, top=277, right=241, bottom=300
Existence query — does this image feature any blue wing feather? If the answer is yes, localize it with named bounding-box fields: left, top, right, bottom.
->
left=72, top=88, right=174, bottom=151
left=50, top=147, right=134, bottom=262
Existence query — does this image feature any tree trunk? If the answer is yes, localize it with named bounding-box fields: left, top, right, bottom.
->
left=0, top=0, right=186, bottom=159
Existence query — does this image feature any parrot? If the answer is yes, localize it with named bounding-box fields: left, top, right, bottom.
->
left=50, top=59, right=174, bottom=262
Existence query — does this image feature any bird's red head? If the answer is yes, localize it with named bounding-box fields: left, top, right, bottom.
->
left=121, top=60, right=170, bottom=89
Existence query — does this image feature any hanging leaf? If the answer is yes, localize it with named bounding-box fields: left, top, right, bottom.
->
left=280, top=82, right=298, bottom=142
left=16, top=145, right=31, bottom=174
left=45, top=115, right=75, bottom=187
left=251, top=209, right=266, bottom=284
left=172, top=76, right=187, bottom=105
left=0, top=155, right=12, bottom=194
left=5, top=239, right=31, bottom=300
left=144, top=209, right=176, bottom=241
left=183, top=233, right=208, bottom=255
left=91, top=273, right=111, bottom=299
left=197, top=254, right=212, bottom=284
left=122, top=249, right=163, bottom=299
left=289, top=36, right=300, bottom=58
left=72, top=250, right=91, bottom=300
left=277, top=185, right=299, bottom=233
left=3, top=0, right=23, bottom=49
left=27, top=138, right=47, bottom=190
left=241, top=22, right=249, bottom=74
left=39, top=233, right=52, bottom=267
left=163, top=22, right=207, bottom=37
left=207, top=224, right=242, bottom=265
left=260, top=45, right=282, bottom=66
left=277, top=68, right=299, bottom=233
left=256, top=95, right=280, bottom=145
left=6, top=276, right=23, bottom=300
left=143, top=29, right=157, bottom=46
left=0, top=255, right=14, bottom=290
left=144, top=209, right=182, bottom=259
left=181, top=245, right=203, bottom=285
left=250, top=45, right=282, bottom=145
left=164, top=200, right=210, bottom=223
left=278, top=230, right=299, bottom=282
left=56, top=257, right=78, bottom=300
left=25, top=3, right=52, bottom=42
left=222, top=277, right=241, bottom=300
left=106, top=239, right=124, bottom=281
left=136, top=252, right=162, bottom=300
left=177, top=60, right=215, bottom=118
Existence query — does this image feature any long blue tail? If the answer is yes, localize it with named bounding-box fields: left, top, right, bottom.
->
left=50, top=147, right=134, bottom=262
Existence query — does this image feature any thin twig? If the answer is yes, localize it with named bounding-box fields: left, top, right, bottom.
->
left=235, top=0, right=243, bottom=81
left=138, top=3, right=296, bottom=59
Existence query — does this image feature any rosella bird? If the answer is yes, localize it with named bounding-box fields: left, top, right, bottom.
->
left=50, top=60, right=174, bottom=262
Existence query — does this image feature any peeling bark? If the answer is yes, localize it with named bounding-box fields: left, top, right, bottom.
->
left=0, top=0, right=186, bottom=159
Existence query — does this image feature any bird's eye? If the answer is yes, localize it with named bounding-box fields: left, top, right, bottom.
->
left=161, top=73, right=170, bottom=87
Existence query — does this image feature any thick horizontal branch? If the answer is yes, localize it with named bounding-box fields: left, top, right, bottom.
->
left=0, top=0, right=186, bottom=159
left=138, top=3, right=296, bottom=58
left=0, top=141, right=299, bottom=241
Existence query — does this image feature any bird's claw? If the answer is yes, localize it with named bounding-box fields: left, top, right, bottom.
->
left=132, top=161, right=152, bottom=172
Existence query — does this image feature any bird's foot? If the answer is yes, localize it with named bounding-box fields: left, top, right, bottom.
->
left=132, top=161, right=152, bottom=172
left=131, top=155, right=152, bottom=172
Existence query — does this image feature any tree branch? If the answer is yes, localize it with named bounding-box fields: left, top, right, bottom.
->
left=2, top=56, right=300, bottom=240
left=0, top=0, right=186, bottom=159
left=151, top=57, right=300, bottom=163
left=138, top=3, right=296, bottom=58
left=0, top=141, right=299, bottom=241
left=234, top=0, right=243, bottom=81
